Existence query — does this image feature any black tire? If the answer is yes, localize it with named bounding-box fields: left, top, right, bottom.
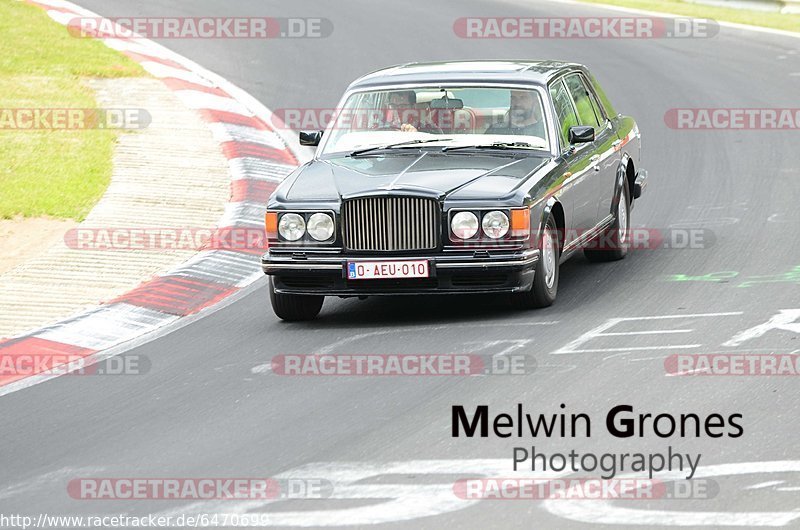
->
left=584, top=183, right=630, bottom=262
left=511, top=214, right=559, bottom=309
left=269, top=278, right=324, bottom=321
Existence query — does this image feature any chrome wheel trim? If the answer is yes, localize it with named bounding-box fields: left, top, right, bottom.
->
left=542, top=229, right=556, bottom=289
left=618, top=193, right=628, bottom=245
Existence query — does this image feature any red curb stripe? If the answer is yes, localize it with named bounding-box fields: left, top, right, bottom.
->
left=27, top=2, right=77, bottom=15
left=2, top=0, right=298, bottom=393
left=114, top=276, right=237, bottom=316
left=230, top=179, right=277, bottom=202
left=0, top=337, right=96, bottom=387
left=198, top=109, right=272, bottom=130
left=221, top=141, right=297, bottom=165
left=123, top=51, right=187, bottom=70
left=162, top=78, right=229, bottom=97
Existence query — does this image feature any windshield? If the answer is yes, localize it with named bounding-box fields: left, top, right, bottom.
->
left=319, top=86, right=550, bottom=156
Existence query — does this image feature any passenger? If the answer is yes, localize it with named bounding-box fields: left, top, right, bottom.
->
left=485, top=90, right=545, bottom=139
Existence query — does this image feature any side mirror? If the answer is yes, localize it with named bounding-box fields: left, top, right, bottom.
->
left=568, top=125, right=594, bottom=144
left=300, top=130, right=323, bottom=146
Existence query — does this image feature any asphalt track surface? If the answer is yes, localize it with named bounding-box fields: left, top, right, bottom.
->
left=2, top=0, right=800, bottom=528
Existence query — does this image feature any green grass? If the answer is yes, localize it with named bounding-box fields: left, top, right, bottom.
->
left=577, top=0, right=800, bottom=33
left=0, top=0, right=145, bottom=220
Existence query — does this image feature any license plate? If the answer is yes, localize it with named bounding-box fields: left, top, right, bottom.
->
left=347, top=260, right=429, bottom=280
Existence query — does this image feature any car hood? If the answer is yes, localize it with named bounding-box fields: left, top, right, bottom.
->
left=283, top=152, right=550, bottom=202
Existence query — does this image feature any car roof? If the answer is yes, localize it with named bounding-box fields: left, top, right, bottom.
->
left=348, top=60, right=584, bottom=90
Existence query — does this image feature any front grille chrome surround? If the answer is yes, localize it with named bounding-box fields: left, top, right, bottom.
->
left=342, top=196, right=439, bottom=252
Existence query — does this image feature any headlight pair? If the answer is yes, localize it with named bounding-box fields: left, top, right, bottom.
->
left=269, top=212, right=335, bottom=242
left=451, top=210, right=510, bottom=240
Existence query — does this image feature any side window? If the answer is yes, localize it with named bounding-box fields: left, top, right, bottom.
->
left=549, top=80, right=579, bottom=149
left=587, top=87, right=606, bottom=125
left=564, top=74, right=601, bottom=130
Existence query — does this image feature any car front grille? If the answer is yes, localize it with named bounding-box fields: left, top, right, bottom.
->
left=342, top=196, right=439, bottom=252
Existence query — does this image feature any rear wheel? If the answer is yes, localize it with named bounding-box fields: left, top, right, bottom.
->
left=269, top=278, right=324, bottom=321
left=511, top=214, right=559, bottom=309
left=584, top=183, right=630, bottom=262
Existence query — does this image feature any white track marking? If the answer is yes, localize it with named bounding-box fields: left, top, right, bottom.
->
left=156, top=459, right=569, bottom=527
left=573, top=345, right=701, bottom=353
left=723, top=309, right=800, bottom=347
left=601, top=330, right=693, bottom=336
left=315, top=322, right=558, bottom=356
left=252, top=323, right=557, bottom=374
left=553, top=312, right=742, bottom=354
left=746, top=480, right=785, bottom=490
left=543, top=461, right=800, bottom=526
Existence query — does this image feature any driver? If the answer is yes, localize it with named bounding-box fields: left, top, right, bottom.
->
left=384, top=91, right=440, bottom=133
left=384, top=90, right=419, bottom=132
left=485, top=89, right=545, bottom=138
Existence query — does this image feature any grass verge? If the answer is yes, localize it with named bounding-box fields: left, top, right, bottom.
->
left=577, top=0, right=800, bottom=33
left=0, top=0, right=145, bottom=220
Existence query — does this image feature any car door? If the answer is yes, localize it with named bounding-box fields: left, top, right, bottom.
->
left=563, top=73, right=621, bottom=228
left=549, top=77, right=596, bottom=238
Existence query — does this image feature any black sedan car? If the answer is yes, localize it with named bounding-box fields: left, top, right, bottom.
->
left=263, top=61, right=647, bottom=320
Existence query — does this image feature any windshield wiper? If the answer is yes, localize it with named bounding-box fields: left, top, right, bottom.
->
left=348, top=138, right=453, bottom=157
left=442, top=141, right=545, bottom=152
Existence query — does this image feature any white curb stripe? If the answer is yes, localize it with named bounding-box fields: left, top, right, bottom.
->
left=139, top=61, right=214, bottom=86
left=0, top=0, right=303, bottom=396
left=101, top=38, right=171, bottom=59
left=173, top=90, right=255, bottom=116
left=208, top=123, right=286, bottom=149
left=34, top=304, right=179, bottom=351
left=229, top=158, right=297, bottom=182
left=163, top=251, right=263, bottom=288
left=218, top=202, right=270, bottom=228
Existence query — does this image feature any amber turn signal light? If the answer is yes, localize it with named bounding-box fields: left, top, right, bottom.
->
left=510, top=208, right=530, bottom=238
left=265, top=211, right=278, bottom=238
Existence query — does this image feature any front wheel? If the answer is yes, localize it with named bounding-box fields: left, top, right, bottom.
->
left=269, top=278, right=324, bottom=321
left=511, top=214, right=559, bottom=309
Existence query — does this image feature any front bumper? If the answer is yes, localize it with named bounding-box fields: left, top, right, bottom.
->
left=262, top=249, right=539, bottom=295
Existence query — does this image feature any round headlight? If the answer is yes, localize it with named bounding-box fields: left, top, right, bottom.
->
left=307, top=212, right=334, bottom=241
left=278, top=213, right=306, bottom=241
left=482, top=211, right=509, bottom=239
left=451, top=211, right=479, bottom=240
